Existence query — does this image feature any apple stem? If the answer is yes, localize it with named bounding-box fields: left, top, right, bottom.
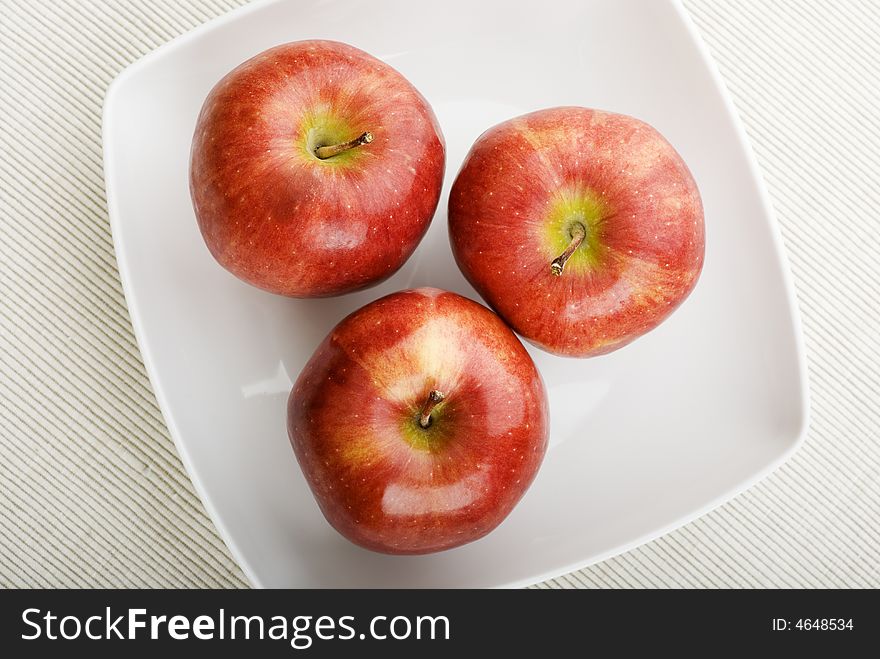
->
left=314, top=131, right=374, bottom=159
left=418, top=390, right=445, bottom=429
left=550, top=222, right=587, bottom=276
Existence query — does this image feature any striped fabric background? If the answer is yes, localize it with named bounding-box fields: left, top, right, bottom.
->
left=1, top=0, right=878, bottom=588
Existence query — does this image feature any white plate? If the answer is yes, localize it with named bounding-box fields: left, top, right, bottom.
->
left=103, top=0, right=808, bottom=587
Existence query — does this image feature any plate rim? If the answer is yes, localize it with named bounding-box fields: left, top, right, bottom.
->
left=102, top=0, right=810, bottom=588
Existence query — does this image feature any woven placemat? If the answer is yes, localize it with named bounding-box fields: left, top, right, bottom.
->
left=1, top=0, right=878, bottom=587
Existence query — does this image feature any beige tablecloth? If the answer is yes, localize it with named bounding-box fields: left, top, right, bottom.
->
left=1, top=0, right=878, bottom=588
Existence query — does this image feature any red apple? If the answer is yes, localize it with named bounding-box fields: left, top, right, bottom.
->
left=287, top=288, right=549, bottom=554
left=190, top=40, right=445, bottom=297
left=448, top=107, right=704, bottom=357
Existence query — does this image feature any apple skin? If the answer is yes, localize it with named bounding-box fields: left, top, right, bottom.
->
left=190, top=40, right=445, bottom=297
left=448, top=107, right=704, bottom=357
left=287, top=288, right=549, bottom=554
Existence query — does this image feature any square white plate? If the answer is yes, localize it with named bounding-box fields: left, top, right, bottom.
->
left=103, top=0, right=808, bottom=587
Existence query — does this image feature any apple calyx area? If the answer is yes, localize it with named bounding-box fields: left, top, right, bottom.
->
left=314, top=131, right=374, bottom=160
left=418, top=389, right=445, bottom=429
left=550, top=221, right=587, bottom=276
